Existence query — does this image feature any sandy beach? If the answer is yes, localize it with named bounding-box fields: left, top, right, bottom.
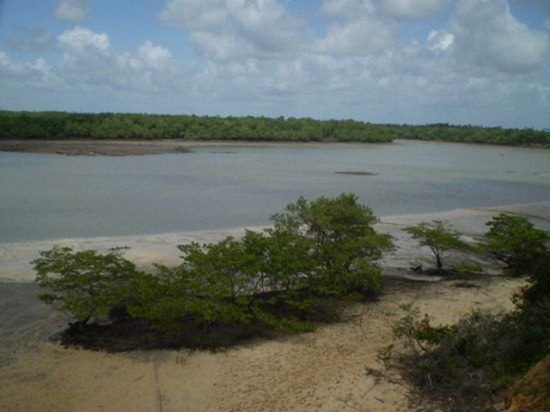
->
left=1, top=203, right=548, bottom=411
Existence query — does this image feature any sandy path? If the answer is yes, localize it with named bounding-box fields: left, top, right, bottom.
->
left=0, top=203, right=548, bottom=411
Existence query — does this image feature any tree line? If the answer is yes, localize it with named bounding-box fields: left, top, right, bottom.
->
left=1, top=111, right=549, bottom=146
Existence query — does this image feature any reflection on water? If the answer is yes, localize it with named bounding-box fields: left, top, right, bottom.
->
left=1, top=140, right=549, bottom=242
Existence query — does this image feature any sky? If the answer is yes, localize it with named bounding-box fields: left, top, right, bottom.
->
left=0, top=0, right=549, bottom=129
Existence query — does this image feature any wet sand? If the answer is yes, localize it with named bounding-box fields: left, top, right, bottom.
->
left=0, top=203, right=548, bottom=411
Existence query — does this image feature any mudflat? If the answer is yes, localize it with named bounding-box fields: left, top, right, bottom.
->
left=0, top=139, right=342, bottom=156
left=0, top=139, right=194, bottom=156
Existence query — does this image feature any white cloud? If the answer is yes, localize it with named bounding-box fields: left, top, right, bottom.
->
left=427, top=30, right=454, bottom=51
left=320, top=0, right=375, bottom=19
left=139, top=41, right=173, bottom=70
left=159, top=0, right=310, bottom=61
left=381, top=0, right=450, bottom=20
left=0, top=52, right=62, bottom=88
left=315, top=17, right=397, bottom=55
left=453, top=0, right=549, bottom=74
left=191, top=31, right=251, bottom=61
left=320, top=0, right=449, bottom=20
left=58, top=26, right=110, bottom=54
left=54, top=0, right=90, bottom=22
left=159, top=0, right=228, bottom=30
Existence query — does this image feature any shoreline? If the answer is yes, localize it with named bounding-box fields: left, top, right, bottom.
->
left=0, top=138, right=394, bottom=157
left=0, top=138, right=548, bottom=157
left=1, top=203, right=547, bottom=410
left=1, top=201, right=549, bottom=283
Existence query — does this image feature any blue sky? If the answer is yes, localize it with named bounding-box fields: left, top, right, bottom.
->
left=1, top=0, right=549, bottom=129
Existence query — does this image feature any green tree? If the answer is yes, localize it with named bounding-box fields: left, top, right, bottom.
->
left=34, top=194, right=395, bottom=336
left=405, top=220, right=470, bottom=270
left=33, top=246, right=140, bottom=323
left=271, top=193, right=394, bottom=296
left=483, top=213, right=549, bottom=277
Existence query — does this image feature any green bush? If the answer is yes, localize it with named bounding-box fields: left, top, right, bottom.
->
left=483, top=213, right=549, bottom=277
left=384, top=213, right=549, bottom=410
left=33, top=246, right=142, bottom=323
left=271, top=193, right=394, bottom=296
left=34, top=193, right=394, bottom=338
left=405, top=220, right=471, bottom=270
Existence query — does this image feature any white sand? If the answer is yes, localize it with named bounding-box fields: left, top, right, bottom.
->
left=2, top=202, right=548, bottom=283
left=0, top=203, right=548, bottom=411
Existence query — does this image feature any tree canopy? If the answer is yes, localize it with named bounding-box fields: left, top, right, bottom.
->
left=2, top=111, right=549, bottom=146
left=483, top=213, right=549, bottom=277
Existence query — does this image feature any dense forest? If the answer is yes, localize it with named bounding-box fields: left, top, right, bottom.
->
left=0, top=111, right=549, bottom=146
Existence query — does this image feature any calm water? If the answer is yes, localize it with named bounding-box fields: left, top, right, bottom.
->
left=1, top=140, right=549, bottom=242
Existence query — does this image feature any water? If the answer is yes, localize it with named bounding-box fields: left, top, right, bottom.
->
left=1, top=140, right=549, bottom=242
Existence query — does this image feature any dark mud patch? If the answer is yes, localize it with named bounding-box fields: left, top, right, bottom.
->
left=335, top=171, right=378, bottom=176
left=0, top=140, right=192, bottom=156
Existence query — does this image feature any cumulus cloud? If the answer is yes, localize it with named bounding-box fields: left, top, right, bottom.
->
left=320, top=0, right=375, bottom=19
left=453, top=0, right=549, bottom=74
left=159, top=0, right=310, bottom=60
left=191, top=31, right=251, bottom=61
left=427, top=30, right=454, bottom=52
left=0, top=51, right=62, bottom=88
left=320, top=0, right=449, bottom=20
left=139, top=41, right=174, bottom=70
left=159, top=0, right=227, bottom=30
left=381, top=0, right=450, bottom=20
left=315, top=17, right=397, bottom=55
left=53, top=28, right=174, bottom=95
left=58, top=26, right=110, bottom=54
left=54, top=0, right=90, bottom=22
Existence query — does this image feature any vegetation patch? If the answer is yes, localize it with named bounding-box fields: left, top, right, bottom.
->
left=33, top=193, right=549, bottom=409
left=35, top=194, right=393, bottom=351
left=382, top=214, right=549, bottom=411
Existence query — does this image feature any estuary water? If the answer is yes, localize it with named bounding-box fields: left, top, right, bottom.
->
left=1, top=140, right=549, bottom=243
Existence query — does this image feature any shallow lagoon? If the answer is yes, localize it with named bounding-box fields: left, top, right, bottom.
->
left=1, top=140, right=549, bottom=242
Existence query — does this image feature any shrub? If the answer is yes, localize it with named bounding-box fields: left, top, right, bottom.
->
left=483, top=213, right=549, bottom=277
left=385, top=210, right=550, bottom=410
left=34, top=193, right=394, bottom=340
left=271, top=193, right=394, bottom=296
left=33, top=246, right=141, bottom=323
left=405, top=220, right=471, bottom=270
